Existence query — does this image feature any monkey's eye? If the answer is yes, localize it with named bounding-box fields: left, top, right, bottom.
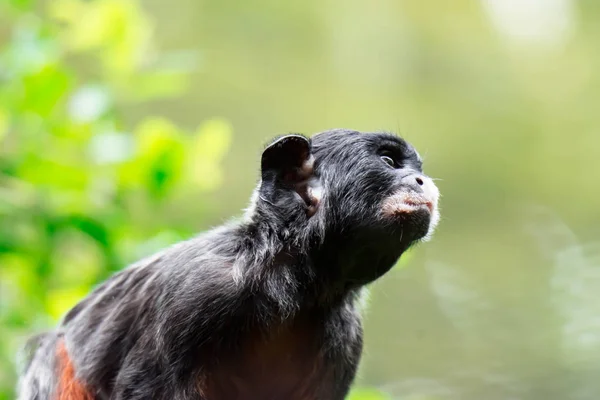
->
left=380, top=155, right=397, bottom=168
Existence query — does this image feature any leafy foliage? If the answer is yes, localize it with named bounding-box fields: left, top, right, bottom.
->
left=0, top=1, right=231, bottom=397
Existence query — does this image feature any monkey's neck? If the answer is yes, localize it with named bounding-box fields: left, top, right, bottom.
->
left=237, top=220, right=382, bottom=308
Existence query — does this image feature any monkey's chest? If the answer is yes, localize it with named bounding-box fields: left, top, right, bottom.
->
left=200, top=325, right=333, bottom=400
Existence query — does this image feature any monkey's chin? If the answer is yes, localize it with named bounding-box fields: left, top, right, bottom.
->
left=390, top=206, right=439, bottom=244
left=381, top=191, right=439, bottom=234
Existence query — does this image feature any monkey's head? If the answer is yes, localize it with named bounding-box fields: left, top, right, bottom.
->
left=250, top=129, right=440, bottom=286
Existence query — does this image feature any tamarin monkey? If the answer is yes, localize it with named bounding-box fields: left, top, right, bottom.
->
left=18, top=129, right=440, bottom=400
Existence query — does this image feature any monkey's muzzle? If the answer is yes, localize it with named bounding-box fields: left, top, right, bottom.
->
left=380, top=175, right=439, bottom=218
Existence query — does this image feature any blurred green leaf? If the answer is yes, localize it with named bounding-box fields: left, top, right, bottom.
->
left=46, top=286, right=90, bottom=322
left=347, top=387, right=391, bottom=400
left=18, top=157, right=89, bottom=190
left=20, top=64, right=71, bottom=117
left=0, top=109, right=8, bottom=142
left=187, top=118, right=233, bottom=191
left=0, top=1, right=231, bottom=397
left=0, top=255, right=39, bottom=301
left=134, top=117, right=186, bottom=197
left=50, top=0, right=153, bottom=76
left=3, top=0, right=33, bottom=13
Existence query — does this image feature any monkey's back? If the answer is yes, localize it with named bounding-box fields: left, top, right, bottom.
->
left=17, top=227, right=364, bottom=399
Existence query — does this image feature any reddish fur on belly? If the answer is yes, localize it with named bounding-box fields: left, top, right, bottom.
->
left=55, top=339, right=94, bottom=400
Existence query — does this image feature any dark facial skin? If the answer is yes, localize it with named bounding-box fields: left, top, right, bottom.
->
left=17, top=129, right=439, bottom=400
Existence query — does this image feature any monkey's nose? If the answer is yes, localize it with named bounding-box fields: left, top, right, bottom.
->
left=401, top=174, right=439, bottom=203
left=401, top=174, right=427, bottom=193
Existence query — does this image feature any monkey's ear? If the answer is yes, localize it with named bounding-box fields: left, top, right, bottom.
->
left=260, top=134, right=312, bottom=183
left=260, top=134, right=320, bottom=215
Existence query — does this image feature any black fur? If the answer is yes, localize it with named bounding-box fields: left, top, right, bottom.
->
left=17, top=129, right=440, bottom=400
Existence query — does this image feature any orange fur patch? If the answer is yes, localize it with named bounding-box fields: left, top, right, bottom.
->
left=55, top=339, right=94, bottom=400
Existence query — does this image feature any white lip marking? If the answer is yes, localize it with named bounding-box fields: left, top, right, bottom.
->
left=380, top=176, right=441, bottom=238
left=382, top=192, right=434, bottom=215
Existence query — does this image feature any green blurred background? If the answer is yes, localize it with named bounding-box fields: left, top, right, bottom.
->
left=1, top=0, right=600, bottom=399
